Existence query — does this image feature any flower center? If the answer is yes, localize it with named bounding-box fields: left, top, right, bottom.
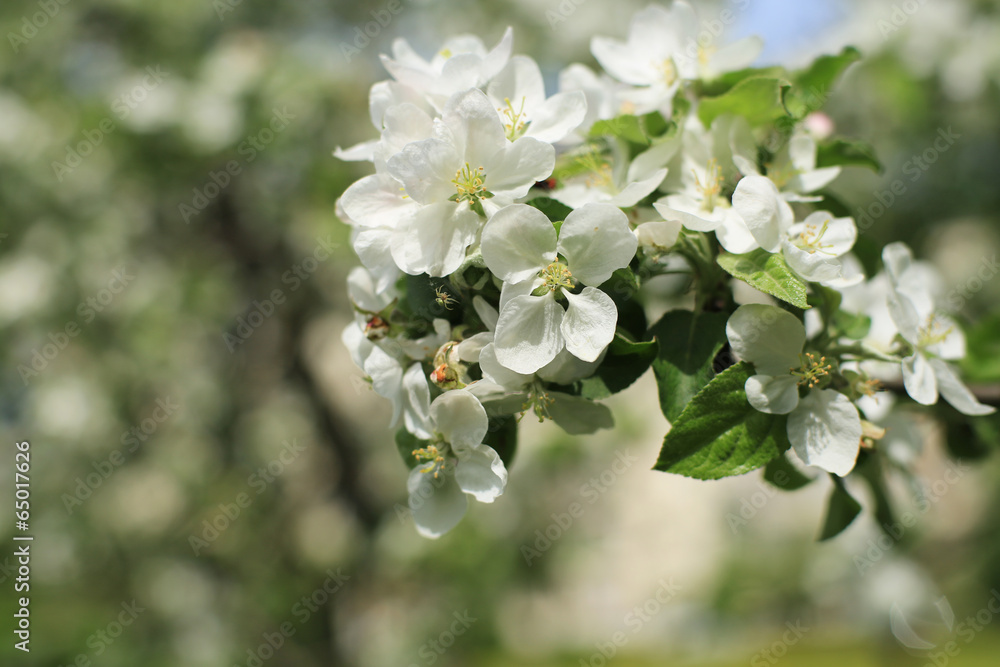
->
left=540, top=261, right=575, bottom=292
left=693, top=158, right=724, bottom=211
left=452, top=163, right=487, bottom=202
left=794, top=218, right=835, bottom=255
left=499, top=96, right=529, bottom=141
left=520, top=381, right=555, bottom=423
left=658, top=58, right=679, bottom=87
left=764, top=161, right=798, bottom=189
left=918, top=314, right=953, bottom=348
left=697, top=44, right=716, bottom=67
left=412, top=439, right=451, bottom=477
left=575, top=152, right=614, bottom=189
left=790, top=352, right=832, bottom=388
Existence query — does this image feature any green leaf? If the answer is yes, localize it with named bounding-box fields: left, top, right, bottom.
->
left=556, top=330, right=657, bottom=400
left=484, top=415, right=519, bottom=468
left=654, top=362, right=790, bottom=479
left=395, top=427, right=424, bottom=469
left=833, top=309, right=872, bottom=340
left=590, top=114, right=649, bottom=145
left=855, top=451, right=898, bottom=540
left=816, top=138, right=883, bottom=173
left=717, top=249, right=810, bottom=309
left=648, top=309, right=730, bottom=422
left=697, top=66, right=790, bottom=97
left=763, top=453, right=815, bottom=491
left=529, top=195, right=573, bottom=223
left=784, top=46, right=862, bottom=119
left=599, top=267, right=645, bottom=340
left=698, top=76, right=792, bottom=128
left=961, top=312, right=1000, bottom=383
left=403, top=273, right=462, bottom=323
left=818, top=477, right=862, bottom=541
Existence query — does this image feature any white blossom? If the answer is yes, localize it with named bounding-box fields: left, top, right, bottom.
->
left=726, top=304, right=862, bottom=476
left=481, top=203, right=637, bottom=374
left=883, top=243, right=994, bottom=416
left=405, top=390, right=507, bottom=538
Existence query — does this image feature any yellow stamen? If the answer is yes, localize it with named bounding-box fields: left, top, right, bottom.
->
left=790, top=352, right=832, bottom=388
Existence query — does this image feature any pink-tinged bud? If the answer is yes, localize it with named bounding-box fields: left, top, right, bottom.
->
left=364, top=316, right=389, bottom=341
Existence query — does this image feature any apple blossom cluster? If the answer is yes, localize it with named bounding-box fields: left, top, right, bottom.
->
left=337, top=2, right=994, bottom=539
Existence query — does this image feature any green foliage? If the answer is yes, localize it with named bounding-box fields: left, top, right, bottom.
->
left=816, top=138, right=883, bottom=173
left=784, top=47, right=862, bottom=119
left=698, top=76, right=792, bottom=128
left=832, top=309, right=872, bottom=340
left=554, top=330, right=657, bottom=400
left=697, top=66, right=790, bottom=97
left=717, top=249, right=811, bottom=309
left=485, top=415, right=519, bottom=467
left=654, top=362, right=790, bottom=480
left=404, top=273, right=462, bottom=324
left=396, top=427, right=424, bottom=469
left=818, top=477, right=863, bottom=541
left=763, top=454, right=815, bottom=491
left=530, top=195, right=573, bottom=223
left=648, top=309, right=730, bottom=423
left=854, top=451, right=899, bottom=539
left=962, top=312, right=1000, bottom=383
left=590, top=114, right=650, bottom=145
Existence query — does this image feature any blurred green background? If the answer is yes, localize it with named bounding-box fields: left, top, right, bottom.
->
left=2, top=0, right=1000, bottom=665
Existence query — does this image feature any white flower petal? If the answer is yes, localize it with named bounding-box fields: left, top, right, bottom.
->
left=334, top=139, right=377, bottom=162
left=927, top=314, right=966, bottom=360
left=781, top=237, right=841, bottom=283
left=365, top=346, right=404, bottom=426
left=708, top=36, right=764, bottom=76
left=716, top=209, right=759, bottom=254
left=346, top=266, right=390, bottom=313
left=481, top=204, right=556, bottom=284
left=456, top=332, right=494, bottom=364
left=340, top=174, right=414, bottom=228
left=431, top=389, right=489, bottom=452
left=787, top=134, right=817, bottom=173
left=608, top=168, right=668, bottom=208
left=454, top=444, right=508, bottom=503
left=479, top=343, right=532, bottom=391
left=493, top=293, right=565, bottom=374
left=527, top=91, right=588, bottom=143
left=440, top=88, right=507, bottom=168
left=561, top=287, right=618, bottom=362
left=745, top=374, right=800, bottom=415
left=902, top=352, right=938, bottom=406
left=352, top=228, right=399, bottom=292
left=402, top=362, right=433, bottom=439
left=488, top=55, right=546, bottom=112
left=407, top=466, right=468, bottom=538
left=591, top=36, right=658, bottom=86
left=484, top=136, right=555, bottom=201
left=391, top=201, right=481, bottom=277
left=537, top=347, right=604, bottom=385
left=636, top=219, right=682, bottom=252
left=654, top=196, right=723, bottom=232
left=790, top=166, right=841, bottom=193
left=726, top=304, right=805, bottom=376
left=386, top=137, right=460, bottom=205
left=732, top=175, right=792, bottom=252
left=558, top=203, right=637, bottom=286
left=929, top=358, right=996, bottom=416
left=472, top=295, right=500, bottom=332
left=787, top=389, right=861, bottom=477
